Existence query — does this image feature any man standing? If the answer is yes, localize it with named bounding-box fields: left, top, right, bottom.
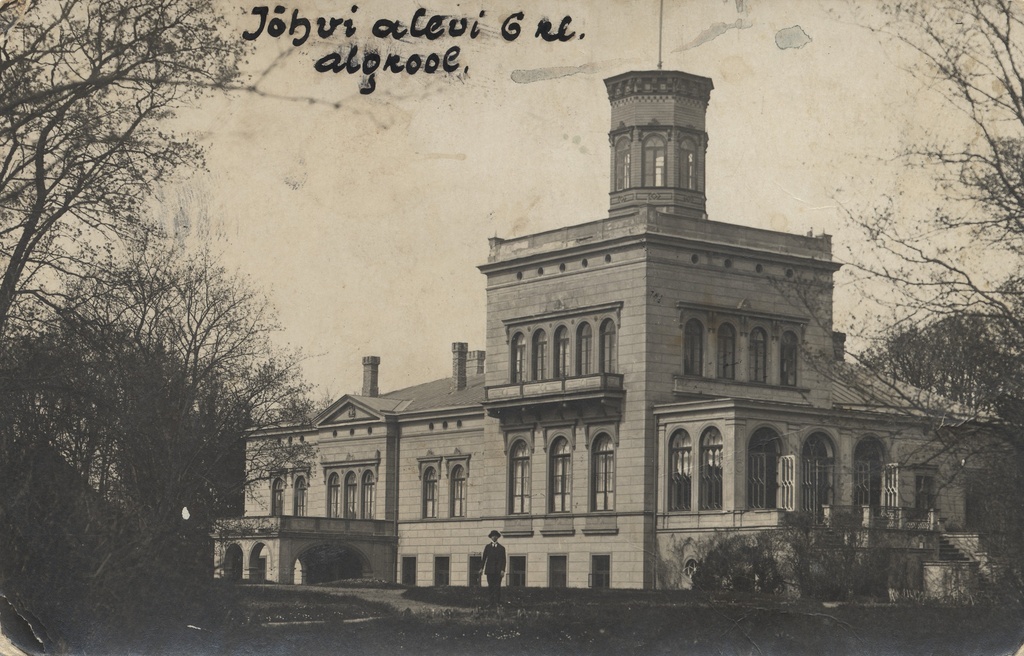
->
left=480, top=530, right=506, bottom=607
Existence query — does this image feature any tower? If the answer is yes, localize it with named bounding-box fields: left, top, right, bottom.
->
left=605, top=70, right=713, bottom=219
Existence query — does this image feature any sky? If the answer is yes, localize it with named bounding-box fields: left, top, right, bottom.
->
left=169, top=0, right=965, bottom=397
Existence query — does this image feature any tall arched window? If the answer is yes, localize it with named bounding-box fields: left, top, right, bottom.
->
left=680, top=139, right=697, bottom=190
left=423, top=467, right=438, bottom=518
left=450, top=465, right=467, bottom=518
left=509, top=441, right=531, bottom=514
left=327, top=473, right=340, bottom=518
left=553, top=326, right=570, bottom=378
left=599, top=319, right=617, bottom=374
left=717, top=323, right=736, bottom=380
left=576, top=323, right=593, bottom=376
left=669, top=430, right=692, bottom=511
left=591, top=434, right=615, bottom=511
left=361, top=470, right=376, bottom=519
left=748, top=428, right=780, bottom=509
left=802, top=432, right=834, bottom=518
left=271, top=478, right=285, bottom=516
left=614, top=138, right=630, bottom=191
left=344, top=472, right=357, bottom=519
left=699, top=428, right=724, bottom=510
left=510, top=332, right=526, bottom=384
left=532, top=329, right=548, bottom=380
left=683, top=319, right=704, bottom=376
left=549, top=437, right=571, bottom=513
left=781, top=331, right=798, bottom=387
left=749, top=327, right=768, bottom=383
left=854, top=438, right=885, bottom=510
left=642, top=136, right=666, bottom=187
left=293, top=476, right=307, bottom=517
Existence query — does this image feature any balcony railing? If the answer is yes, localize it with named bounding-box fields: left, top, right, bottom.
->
left=821, top=505, right=941, bottom=531
left=485, top=372, right=624, bottom=403
left=212, top=515, right=396, bottom=538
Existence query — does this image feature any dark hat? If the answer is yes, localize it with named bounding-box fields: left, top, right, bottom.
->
left=488, top=530, right=501, bottom=539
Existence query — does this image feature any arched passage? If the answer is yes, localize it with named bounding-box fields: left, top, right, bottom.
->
left=295, top=543, right=370, bottom=585
left=224, top=544, right=243, bottom=581
left=249, top=543, right=268, bottom=582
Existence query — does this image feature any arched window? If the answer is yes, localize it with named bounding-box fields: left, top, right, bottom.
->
left=532, top=329, right=548, bottom=380
left=669, top=430, right=692, bottom=511
left=781, top=331, right=798, bottom=387
left=699, top=428, right=724, bottom=510
left=599, top=319, right=617, bottom=374
left=683, top=319, right=704, bottom=376
left=293, top=476, right=307, bottom=517
left=549, top=437, right=571, bottom=513
left=553, top=326, right=570, bottom=378
left=271, top=478, right=285, bottom=516
left=450, top=465, right=467, bottom=518
left=614, top=138, right=630, bottom=191
left=509, top=441, right=531, bottom=514
left=679, top=139, right=697, bottom=190
left=510, top=332, right=526, bottom=384
left=802, top=432, right=834, bottom=519
left=344, top=472, right=357, bottom=519
left=748, top=428, right=780, bottom=509
left=361, top=470, right=376, bottom=519
left=591, top=434, right=615, bottom=511
left=749, top=328, right=768, bottom=383
left=642, top=136, right=666, bottom=187
left=423, top=467, right=438, bottom=518
left=576, top=323, right=593, bottom=376
left=327, top=473, right=340, bottom=518
left=717, top=323, right=736, bottom=380
left=854, top=438, right=885, bottom=510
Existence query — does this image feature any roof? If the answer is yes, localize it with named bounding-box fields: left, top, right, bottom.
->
left=379, top=373, right=486, bottom=413
left=830, top=362, right=979, bottom=423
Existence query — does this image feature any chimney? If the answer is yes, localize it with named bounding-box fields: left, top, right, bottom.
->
left=452, top=342, right=468, bottom=391
left=468, top=350, right=486, bottom=375
left=362, top=356, right=380, bottom=397
left=832, top=332, right=846, bottom=362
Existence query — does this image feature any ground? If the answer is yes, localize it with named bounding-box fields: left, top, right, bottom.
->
left=53, top=582, right=1024, bottom=655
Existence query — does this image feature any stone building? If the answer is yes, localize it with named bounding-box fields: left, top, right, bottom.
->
left=213, top=69, right=982, bottom=593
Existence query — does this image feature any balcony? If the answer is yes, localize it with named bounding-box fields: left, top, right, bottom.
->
left=212, top=516, right=396, bottom=539
left=821, top=505, right=941, bottom=531
left=484, top=373, right=625, bottom=418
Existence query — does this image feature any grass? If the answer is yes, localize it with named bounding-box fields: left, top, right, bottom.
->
left=71, top=582, right=1024, bottom=655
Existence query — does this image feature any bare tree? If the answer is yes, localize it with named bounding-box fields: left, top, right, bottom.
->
left=0, top=0, right=242, bottom=340
left=0, top=235, right=314, bottom=645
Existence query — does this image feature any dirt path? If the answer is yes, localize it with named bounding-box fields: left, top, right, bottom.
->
left=297, top=586, right=471, bottom=617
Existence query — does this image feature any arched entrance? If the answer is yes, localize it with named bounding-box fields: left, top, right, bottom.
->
left=250, top=543, right=268, bottom=582
left=224, top=544, right=243, bottom=581
left=295, top=543, right=368, bottom=584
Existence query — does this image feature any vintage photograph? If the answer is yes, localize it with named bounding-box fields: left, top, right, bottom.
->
left=2, top=0, right=1024, bottom=653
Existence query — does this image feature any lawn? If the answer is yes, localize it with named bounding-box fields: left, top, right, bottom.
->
left=73, top=583, right=1024, bottom=655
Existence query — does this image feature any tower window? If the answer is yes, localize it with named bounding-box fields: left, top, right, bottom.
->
left=532, top=329, right=548, bottom=380
left=642, top=136, right=666, bottom=187
left=576, top=322, right=593, bottom=376
left=717, top=323, right=737, bottom=380
left=683, top=318, right=704, bottom=376
left=749, top=327, right=768, bottom=383
left=553, top=326, right=569, bottom=378
left=614, top=139, right=630, bottom=191
left=680, top=139, right=697, bottom=190
left=781, top=331, right=798, bottom=387
left=510, top=332, right=526, bottom=383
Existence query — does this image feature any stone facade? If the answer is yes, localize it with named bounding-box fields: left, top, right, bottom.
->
left=212, top=69, right=975, bottom=591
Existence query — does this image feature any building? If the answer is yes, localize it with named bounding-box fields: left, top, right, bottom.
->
left=213, top=68, right=982, bottom=594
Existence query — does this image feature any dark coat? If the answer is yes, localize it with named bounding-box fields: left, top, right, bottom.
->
left=482, top=541, right=506, bottom=575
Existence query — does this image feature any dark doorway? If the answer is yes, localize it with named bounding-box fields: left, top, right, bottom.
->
left=224, top=544, right=243, bottom=581
left=298, top=544, right=366, bottom=584
left=402, top=556, right=417, bottom=586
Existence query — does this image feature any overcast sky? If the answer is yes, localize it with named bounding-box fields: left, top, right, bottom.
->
left=169, top=0, right=962, bottom=397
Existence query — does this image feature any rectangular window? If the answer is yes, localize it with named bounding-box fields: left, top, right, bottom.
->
left=549, top=555, right=567, bottom=588
left=591, top=555, right=611, bottom=589
left=915, top=475, right=935, bottom=511
left=434, top=556, right=450, bottom=586
left=401, top=557, right=417, bottom=586
left=468, top=555, right=483, bottom=587
left=508, top=555, right=527, bottom=587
